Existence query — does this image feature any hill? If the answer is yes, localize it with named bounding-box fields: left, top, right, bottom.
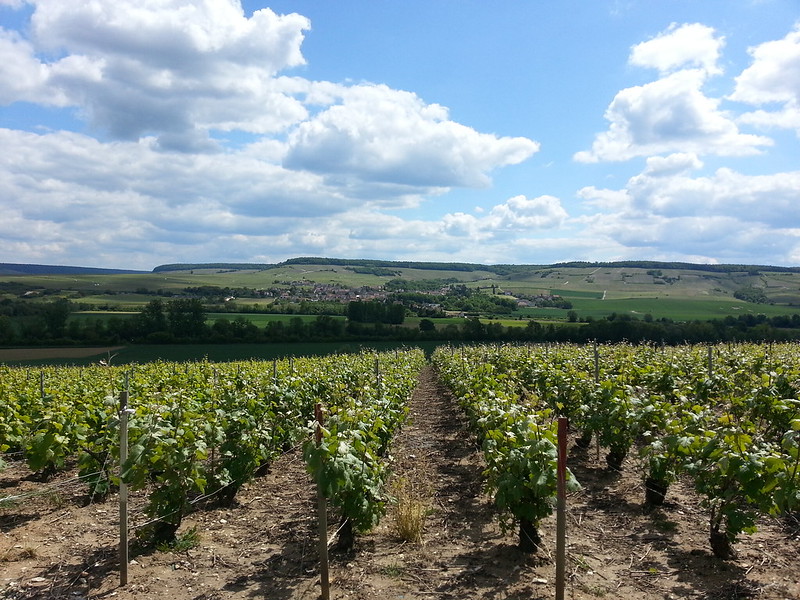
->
left=0, top=263, right=147, bottom=276
left=152, top=258, right=800, bottom=277
left=4, top=257, right=800, bottom=324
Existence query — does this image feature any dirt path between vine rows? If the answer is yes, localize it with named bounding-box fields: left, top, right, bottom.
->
left=1, top=365, right=799, bottom=599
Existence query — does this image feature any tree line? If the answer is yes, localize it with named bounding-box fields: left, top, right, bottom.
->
left=4, top=297, right=800, bottom=347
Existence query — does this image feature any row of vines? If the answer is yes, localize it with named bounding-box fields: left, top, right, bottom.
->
left=3, top=342, right=799, bottom=562
left=432, top=343, right=800, bottom=558
left=0, top=348, right=425, bottom=546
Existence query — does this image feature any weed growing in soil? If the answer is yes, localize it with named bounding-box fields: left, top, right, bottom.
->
left=391, top=475, right=428, bottom=543
left=0, top=545, right=38, bottom=561
left=157, top=526, right=201, bottom=553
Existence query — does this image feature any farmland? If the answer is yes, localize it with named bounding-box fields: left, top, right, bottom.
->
left=0, top=343, right=799, bottom=599
left=4, top=259, right=800, bottom=324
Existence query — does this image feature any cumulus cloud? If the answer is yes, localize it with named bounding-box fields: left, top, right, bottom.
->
left=575, top=69, right=771, bottom=162
left=15, top=0, right=312, bottom=146
left=0, top=1, right=545, bottom=268
left=0, top=0, right=538, bottom=197
left=578, top=159, right=800, bottom=264
left=5, top=3, right=796, bottom=269
left=284, top=84, right=539, bottom=188
left=0, top=124, right=540, bottom=268
left=585, top=211, right=798, bottom=264
left=440, top=195, right=567, bottom=240
left=730, top=24, right=800, bottom=135
left=576, top=23, right=771, bottom=162
left=629, top=22, right=724, bottom=75
left=0, top=28, right=55, bottom=105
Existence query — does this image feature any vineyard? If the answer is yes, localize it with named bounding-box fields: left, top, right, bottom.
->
left=1, top=344, right=799, bottom=599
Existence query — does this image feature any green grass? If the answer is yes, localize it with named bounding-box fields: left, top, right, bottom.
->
left=548, top=289, right=604, bottom=299
left=157, top=526, right=201, bottom=553
left=518, top=295, right=800, bottom=322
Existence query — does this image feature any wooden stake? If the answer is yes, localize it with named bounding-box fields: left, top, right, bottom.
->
left=118, top=376, right=130, bottom=586
left=556, top=416, right=568, bottom=600
left=707, top=345, right=713, bottom=380
left=315, top=403, right=330, bottom=600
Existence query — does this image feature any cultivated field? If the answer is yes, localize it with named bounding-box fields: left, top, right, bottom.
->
left=4, top=261, right=800, bottom=322
left=1, top=351, right=798, bottom=600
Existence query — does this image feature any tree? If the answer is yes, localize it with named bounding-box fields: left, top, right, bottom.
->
left=0, top=315, right=15, bottom=344
left=166, top=299, right=207, bottom=338
left=461, top=317, right=486, bottom=340
left=42, top=298, right=71, bottom=338
left=311, top=315, right=344, bottom=338
left=419, top=318, right=435, bottom=332
left=136, top=299, right=168, bottom=337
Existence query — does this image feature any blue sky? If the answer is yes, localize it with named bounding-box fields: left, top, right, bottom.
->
left=0, top=0, right=799, bottom=269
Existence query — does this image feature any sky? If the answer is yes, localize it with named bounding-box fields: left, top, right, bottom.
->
left=0, top=0, right=799, bottom=270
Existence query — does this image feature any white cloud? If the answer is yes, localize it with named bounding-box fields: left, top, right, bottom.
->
left=575, top=69, right=771, bottom=162
left=577, top=187, right=631, bottom=211
left=629, top=23, right=723, bottom=75
left=0, top=28, right=55, bottom=104
left=31, top=0, right=309, bottom=75
left=3, top=0, right=312, bottom=145
left=284, top=83, right=539, bottom=188
left=0, top=1, right=538, bottom=191
left=484, top=195, right=568, bottom=231
left=0, top=128, right=358, bottom=253
left=3, top=4, right=796, bottom=269
left=579, top=160, right=800, bottom=265
left=576, top=22, right=774, bottom=163
left=625, top=166, right=800, bottom=225
left=730, top=24, right=800, bottom=105
left=439, top=195, right=567, bottom=240
left=586, top=212, right=797, bottom=264
left=641, top=152, right=703, bottom=176
left=0, top=126, right=544, bottom=268
left=730, top=24, right=800, bottom=135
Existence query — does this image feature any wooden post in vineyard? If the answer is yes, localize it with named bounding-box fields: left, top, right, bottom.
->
left=314, top=403, right=330, bottom=600
left=707, top=345, right=713, bottom=380
left=375, top=357, right=381, bottom=398
left=118, top=376, right=130, bottom=586
left=555, top=416, right=568, bottom=600
left=593, top=341, right=600, bottom=383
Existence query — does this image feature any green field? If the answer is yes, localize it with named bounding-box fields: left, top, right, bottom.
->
left=518, top=296, right=800, bottom=322
left=7, top=261, right=800, bottom=326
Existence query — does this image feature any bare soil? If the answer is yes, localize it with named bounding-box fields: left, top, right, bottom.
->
left=1, top=365, right=799, bottom=599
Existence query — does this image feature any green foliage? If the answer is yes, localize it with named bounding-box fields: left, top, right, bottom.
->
left=303, top=350, right=425, bottom=538
left=157, top=525, right=201, bottom=552
left=433, top=351, right=580, bottom=537
left=734, top=286, right=769, bottom=304
left=347, top=300, right=405, bottom=324
left=434, top=342, right=800, bottom=557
